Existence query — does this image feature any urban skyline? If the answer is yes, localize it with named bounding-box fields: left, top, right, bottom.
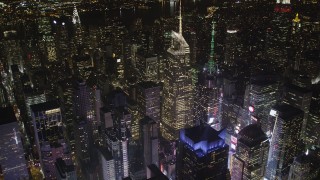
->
left=0, top=0, right=319, bottom=179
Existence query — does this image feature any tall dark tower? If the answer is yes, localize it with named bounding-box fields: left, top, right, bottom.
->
left=197, top=20, right=223, bottom=130
left=231, top=124, right=269, bottom=180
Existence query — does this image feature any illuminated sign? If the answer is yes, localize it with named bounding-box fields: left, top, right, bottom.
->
left=231, top=144, right=236, bottom=150
left=251, top=116, right=258, bottom=122
left=269, top=109, right=277, bottom=117
left=208, top=117, right=214, bottom=124
left=249, top=106, right=254, bottom=113
left=45, top=108, right=60, bottom=115
left=231, top=135, right=237, bottom=144
left=227, top=30, right=238, bottom=34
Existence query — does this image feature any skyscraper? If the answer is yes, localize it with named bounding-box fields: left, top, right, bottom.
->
left=264, top=0, right=292, bottom=71
left=231, top=124, right=269, bottom=180
left=73, top=79, right=94, bottom=122
left=177, top=125, right=229, bottom=179
left=266, top=104, right=304, bottom=180
left=161, top=5, right=194, bottom=140
left=31, top=100, right=63, bottom=150
left=288, top=151, right=320, bottom=180
left=0, top=107, right=29, bottom=180
left=30, top=100, right=64, bottom=179
left=197, top=20, right=223, bottom=131
left=134, top=81, right=161, bottom=139
left=282, top=84, right=312, bottom=141
left=243, top=77, right=279, bottom=132
left=140, top=116, right=159, bottom=170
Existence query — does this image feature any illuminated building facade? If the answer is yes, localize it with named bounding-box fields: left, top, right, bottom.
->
left=161, top=29, right=194, bottom=140
left=177, top=125, right=229, bottom=180
left=105, top=128, right=130, bottom=180
left=131, top=82, right=161, bottom=140
left=30, top=100, right=64, bottom=179
left=282, top=84, right=312, bottom=141
left=264, top=1, right=292, bottom=71
left=266, top=104, right=304, bottom=180
left=305, top=85, right=320, bottom=146
left=25, top=89, right=46, bottom=117
left=244, top=77, right=279, bottom=133
left=74, top=119, right=90, bottom=164
left=73, top=80, right=94, bottom=122
left=224, top=29, right=241, bottom=67
left=0, top=107, right=29, bottom=180
left=200, top=20, right=223, bottom=130
left=98, top=147, right=116, bottom=180
left=288, top=152, right=320, bottom=180
left=231, top=124, right=269, bottom=180
left=136, top=53, right=159, bottom=82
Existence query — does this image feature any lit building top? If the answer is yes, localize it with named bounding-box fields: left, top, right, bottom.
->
left=180, top=125, right=227, bottom=157
left=293, top=13, right=300, bottom=23
left=72, top=5, right=81, bottom=25
left=167, top=31, right=190, bottom=55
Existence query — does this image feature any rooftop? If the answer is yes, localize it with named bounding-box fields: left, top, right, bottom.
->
left=238, top=124, right=268, bottom=147
left=180, top=125, right=226, bottom=157
left=30, top=100, right=60, bottom=113
left=272, top=104, right=304, bottom=120
left=137, top=81, right=160, bottom=89
left=0, top=106, right=17, bottom=125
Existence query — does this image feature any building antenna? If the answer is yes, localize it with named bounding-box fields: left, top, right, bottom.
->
left=179, top=0, right=182, bottom=34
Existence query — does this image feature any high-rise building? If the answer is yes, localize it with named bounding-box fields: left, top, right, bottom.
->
left=282, top=84, right=312, bottom=141
left=74, top=119, right=91, bottom=164
left=177, top=125, right=230, bottom=180
left=197, top=20, right=223, bottom=131
left=105, top=128, right=130, bottom=180
left=305, top=85, right=320, bottom=146
left=161, top=11, right=194, bottom=140
left=136, top=53, right=159, bottom=82
left=266, top=104, right=304, bottom=180
left=104, top=107, right=131, bottom=180
left=231, top=124, right=269, bottom=180
left=24, top=89, right=46, bottom=117
left=0, top=107, right=29, bottom=180
left=243, top=77, right=279, bottom=133
left=224, top=29, right=242, bottom=67
left=73, top=80, right=94, bottom=122
left=288, top=151, right=320, bottom=180
left=264, top=1, right=292, bottom=71
left=55, top=158, right=77, bottom=180
left=30, top=100, right=64, bottom=179
left=134, top=82, right=161, bottom=139
left=98, top=147, right=116, bottom=180
left=140, top=116, right=159, bottom=170
left=31, top=100, right=63, bottom=148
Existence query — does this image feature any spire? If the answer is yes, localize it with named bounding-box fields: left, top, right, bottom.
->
left=179, top=0, right=182, bottom=34
left=72, top=5, right=81, bottom=25
left=293, top=13, right=300, bottom=23
left=208, top=20, right=215, bottom=74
